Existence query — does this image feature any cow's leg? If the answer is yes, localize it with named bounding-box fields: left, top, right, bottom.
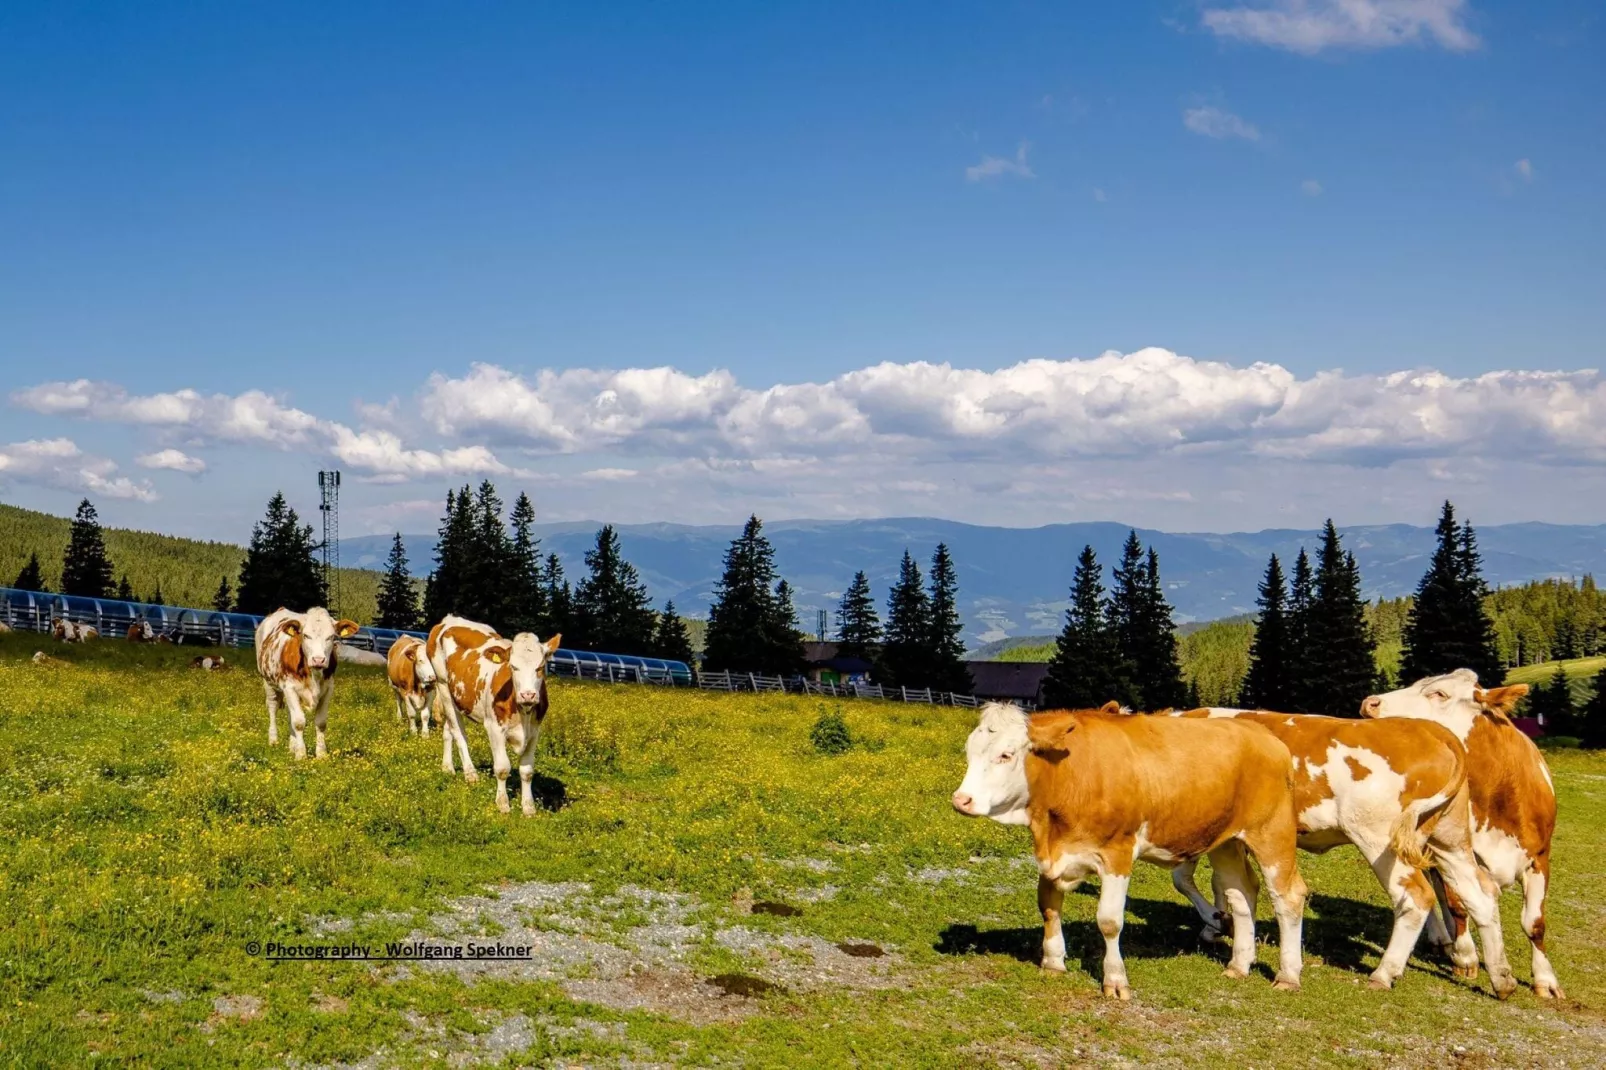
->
left=313, top=686, right=331, bottom=758
left=417, top=694, right=431, bottom=737
left=1434, top=848, right=1516, bottom=998
left=517, top=721, right=539, bottom=817
left=1420, top=870, right=1458, bottom=960
left=1209, top=842, right=1259, bottom=980
left=1244, top=823, right=1305, bottom=992
left=283, top=690, right=309, bottom=761
left=1364, top=849, right=1436, bottom=990
left=263, top=682, right=280, bottom=747
left=482, top=718, right=513, bottom=814
left=1522, top=859, right=1562, bottom=999
left=1171, top=860, right=1227, bottom=943
left=1037, top=875, right=1069, bottom=974
left=1094, top=866, right=1134, bottom=1000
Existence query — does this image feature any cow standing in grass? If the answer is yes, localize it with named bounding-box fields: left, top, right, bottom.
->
left=426, top=615, right=561, bottom=816
left=1363, top=671, right=1563, bottom=999
left=254, top=607, right=359, bottom=760
left=1165, top=708, right=1515, bottom=996
left=386, top=635, right=437, bottom=735
left=953, top=702, right=1307, bottom=999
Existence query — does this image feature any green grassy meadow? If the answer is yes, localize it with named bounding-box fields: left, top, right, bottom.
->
left=3, top=633, right=1605, bottom=1068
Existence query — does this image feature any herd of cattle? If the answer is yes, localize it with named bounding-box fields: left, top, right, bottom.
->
left=10, top=603, right=1565, bottom=1003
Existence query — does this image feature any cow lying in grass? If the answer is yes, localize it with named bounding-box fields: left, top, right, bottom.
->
left=427, top=615, right=561, bottom=816
left=1363, top=671, right=1562, bottom=999
left=52, top=620, right=97, bottom=642
left=1166, top=708, right=1515, bottom=997
left=386, top=635, right=437, bottom=735
left=254, top=607, right=359, bottom=760
left=953, top=701, right=1307, bottom=999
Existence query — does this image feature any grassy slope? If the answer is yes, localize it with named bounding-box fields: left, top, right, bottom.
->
left=1506, top=656, right=1606, bottom=705
left=3, top=634, right=1604, bottom=1068
left=0, top=502, right=383, bottom=623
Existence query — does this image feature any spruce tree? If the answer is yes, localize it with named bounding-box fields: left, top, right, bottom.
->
left=236, top=492, right=326, bottom=614
left=541, top=553, right=572, bottom=638
left=1579, top=666, right=1606, bottom=750
left=147, top=581, right=165, bottom=606
left=926, top=543, right=973, bottom=693
left=570, top=525, right=657, bottom=654
left=1136, top=547, right=1185, bottom=708
left=1301, top=523, right=1376, bottom=715
left=1242, top=554, right=1294, bottom=710
left=879, top=550, right=932, bottom=688
left=835, top=571, right=882, bottom=661
left=1105, top=532, right=1147, bottom=702
left=13, top=552, right=45, bottom=592
left=506, top=493, right=546, bottom=634
left=462, top=481, right=512, bottom=629
left=116, top=575, right=136, bottom=602
left=766, top=579, right=806, bottom=676
left=423, top=486, right=476, bottom=625
left=1402, top=502, right=1502, bottom=685
left=1531, top=664, right=1576, bottom=736
left=60, top=498, right=116, bottom=598
left=212, top=576, right=233, bottom=613
left=375, top=534, right=422, bottom=630
left=652, top=600, right=696, bottom=665
left=1286, top=548, right=1316, bottom=710
left=702, top=516, right=801, bottom=675
left=1043, top=545, right=1126, bottom=709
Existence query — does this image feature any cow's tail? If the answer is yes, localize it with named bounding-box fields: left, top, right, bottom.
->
left=1388, top=799, right=1437, bottom=870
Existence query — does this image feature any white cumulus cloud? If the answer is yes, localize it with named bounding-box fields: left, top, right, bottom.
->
left=1183, top=106, right=1261, bottom=141
left=135, top=448, right=207, bottom=474
left=1201, top=0, right=1480, bottom=55
left=0, top=438, right=158, bottom=501
left=1515, top=158, right=1534, bottom=181
left=965, top=142, right=1036, bottom=182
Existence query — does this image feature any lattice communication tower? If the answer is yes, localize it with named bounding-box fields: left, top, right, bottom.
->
left=318, top=470, right=341, bottom=614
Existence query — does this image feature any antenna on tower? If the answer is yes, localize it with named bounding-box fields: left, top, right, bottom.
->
left=817, top=608, right=828, bottom=642
left=318, top=470, right=341, bottom=614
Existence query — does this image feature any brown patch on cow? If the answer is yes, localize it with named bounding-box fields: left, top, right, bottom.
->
left=490, top=664, right=518, bottom=726
left=387, top=638, right=421, bottom=694
left=1344, top=756, right=1372, bottom=782
left=1464, top=714, right=1557, bottom=866
left=335, top=618, right=359, bottom=639
left=279, top=623, right=306, bottom=680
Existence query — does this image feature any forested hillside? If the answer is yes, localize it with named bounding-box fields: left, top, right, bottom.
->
left=0, top=503, right=383, bottom=623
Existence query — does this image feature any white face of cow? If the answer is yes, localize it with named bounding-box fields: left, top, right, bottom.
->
left=507, top=632, right=559, bottom=711
left=409, top=642, right=438, bottom=687
left=952, top=702, right=1032, bottom=826
left=1360, top=668, right=1529, bottom=741
left=288, top=607, right=356, bottom=672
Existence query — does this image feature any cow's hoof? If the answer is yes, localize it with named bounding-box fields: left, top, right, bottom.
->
left=1222, top=965, right=1250, bottom=980
left=463, top=770, right=479, bottom=784
left=1272, top=976, right=1301, bottom=993
left=1101, top=981, right=1131, bottom=1001
left=1452, top=962, right=1479, bottom=980
left=1040, top=958, right=1067, bottom=974
left=1535, top=980, right=1563, bottom=1000
left=1366, top=974, right=1394, bottom=991
left=521, top=805, right=537, bottom=818
left=268, top=733, right=278, bottom=746
left=1491, top=971, right=1518, bottom=1000
left=496, top=798, right=511, bottom=815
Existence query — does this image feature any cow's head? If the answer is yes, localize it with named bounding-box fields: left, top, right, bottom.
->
left=403, top=639, right=437, bottom=687
left=952, top=702, right=1031, bottom=826
left=281, top=607, right=359, bottom=672
left=506, top=632, right=561, bottom=714
left=1360, top=669, right=1529, bottom=731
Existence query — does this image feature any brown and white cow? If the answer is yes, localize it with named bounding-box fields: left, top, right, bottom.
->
left=1167, top=708, right=1515, bottom=996
left=191, top=654, right=227, bottom=671
left=426, top=615, right=561, bottom=816
left=126, top=620, right=157, bottom=642
left=254, top=607, right=359, bottom=760
left=953, top=702, right=1307, bottom=998
left=1362, top=670, right=1562, bottom=999
left=385, top=635, right=437, bottom=735
left=52, top=619, right=98, bottom=642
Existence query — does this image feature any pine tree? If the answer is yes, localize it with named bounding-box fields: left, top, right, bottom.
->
left=375, top=534, right=422, bottom=630
left=835, top=571, right=882, bottom=661
left=570, top=525, right=657, bottom=654
left=1286, top=548, right=1315, bottom=710
left=1531, top=664, right=1576, bottom=736
left=1043, top=545, right=1126, bottom=709
left=1402, top=502, right=1503, bottom=685
left=13, top=552, right=45, bottom=592
left=1136, top=547, right=1185, bottom=709
left=461, top=481, right=512, bottom=629
left=1242, top=554, right=1294, bottom=709
left=60, top=499, right=116, bottom=598
left=879, top=550, right=932, bottom=689
left=423, top=487, right=475, bottom=625
left=702, top=516, right=802, bottom=675
left=1105, top=532, right=1147, bottom=703
left=1301, top=523, right=1376, bottom=716
left=235, top=492, right=326, bottom=615
left=926, top=543, right=973, bottom=693
left=766, top=579, right=806, bottom=676
left=116, top=575, right=136, bottom=602
left=652, top=600, right=696, bottom=665
left=212, top=576, right=233, bottom=613
left=506, top=493, right=546, bottom=634
left=1579, top=666, right=1606, bottom=750
left=541, top=553, right=572, bottom=638
left=147, top=581, right=165, bottom=606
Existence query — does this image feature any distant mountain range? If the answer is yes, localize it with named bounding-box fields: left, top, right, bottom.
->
left=342, top=518, right=1606, bottom=645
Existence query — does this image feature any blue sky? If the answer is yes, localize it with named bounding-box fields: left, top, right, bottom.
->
left=3, top=1, right=1603, bottom=540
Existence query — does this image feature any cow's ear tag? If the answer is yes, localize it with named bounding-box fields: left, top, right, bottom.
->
left=284, top=621, right=301, bottom=637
